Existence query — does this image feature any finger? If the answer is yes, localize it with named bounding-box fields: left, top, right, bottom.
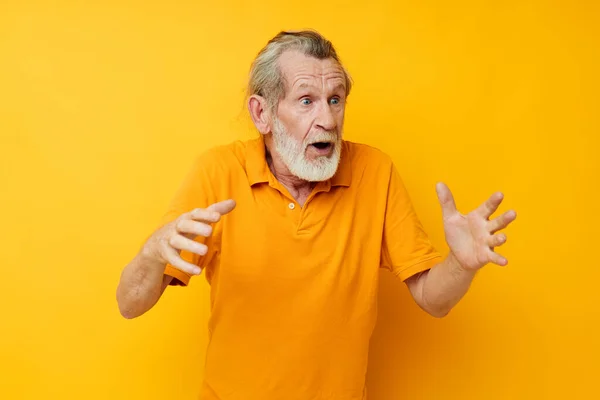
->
left=488, top=250, right=508, bottom=266
left=488, top=233, right=507, bottom=248
left=436, top=182, right=458, bottom=219
left=163, top=245, right=202, bottom=275
left=488, top=209, right=517, bottom=233
left=169, top=234, right=208, bottom=257
left=208, top=199, right=236, bottom=216
left=189, top=207, right=221, bottom=224
left=477, top=192, right=504, bottom=219
left=176, top=219, right=213, bottom=239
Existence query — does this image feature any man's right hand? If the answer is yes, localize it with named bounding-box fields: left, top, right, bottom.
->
left=142, top=199, right=236, bottom=276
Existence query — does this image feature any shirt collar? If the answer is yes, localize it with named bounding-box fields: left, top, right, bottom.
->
left=245, top=137, right=352, bottom=188
left=246, top=137, right=270, bottom=186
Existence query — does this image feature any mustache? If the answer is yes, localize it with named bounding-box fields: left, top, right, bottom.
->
left=305, top=131, right=339, bottom=145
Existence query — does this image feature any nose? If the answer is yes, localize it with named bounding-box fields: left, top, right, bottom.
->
left=315, top=101, right=337, bottom=132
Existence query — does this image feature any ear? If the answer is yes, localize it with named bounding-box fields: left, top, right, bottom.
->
left=248, top=95, right=272, bottom=135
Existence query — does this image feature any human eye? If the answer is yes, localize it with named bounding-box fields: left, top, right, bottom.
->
left=330, top=97, right=342, bottom=105
left=300, top=97, right=312, bottom=105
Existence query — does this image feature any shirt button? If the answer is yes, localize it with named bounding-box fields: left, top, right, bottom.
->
left=288, top=202, right=295, bottom=210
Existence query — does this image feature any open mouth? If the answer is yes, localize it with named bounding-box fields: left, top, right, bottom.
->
left=310, top=142, right=332, bottom=150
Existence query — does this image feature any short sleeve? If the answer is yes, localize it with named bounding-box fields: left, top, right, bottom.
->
left=157, top=152, right=218, bottom=286
left=380, top=163, right=442, bottom=281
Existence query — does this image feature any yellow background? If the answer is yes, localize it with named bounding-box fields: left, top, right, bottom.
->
left=1, top=1, right=598, bottom=398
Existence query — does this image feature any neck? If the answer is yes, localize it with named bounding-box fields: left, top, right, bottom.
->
left=264, top=135, right=315, bottom=205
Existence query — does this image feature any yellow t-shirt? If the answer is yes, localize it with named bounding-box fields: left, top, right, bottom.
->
left=159, top=137, right=442, bottom=400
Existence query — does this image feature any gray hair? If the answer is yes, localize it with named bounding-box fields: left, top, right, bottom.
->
left=247, top=30, right=352, bottom=111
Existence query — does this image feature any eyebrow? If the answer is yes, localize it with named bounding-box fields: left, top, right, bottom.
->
left=296, top=83, right=314, bottom=91
left=295, top=82, right=346, bottom=93
left=331, top=83, right=346, bottom=93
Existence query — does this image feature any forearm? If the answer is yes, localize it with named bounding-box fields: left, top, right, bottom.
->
left=116, top=249, right=168, bottom=319
left=418, top=252, right=477, bottom=318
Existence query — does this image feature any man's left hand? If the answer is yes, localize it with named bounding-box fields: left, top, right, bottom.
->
left=435, top=182, right=517, bottom=271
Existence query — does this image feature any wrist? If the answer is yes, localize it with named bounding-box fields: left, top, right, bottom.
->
left=448, top=251, right=476, bottom=277
left=139, top=242, right=166, bottom=271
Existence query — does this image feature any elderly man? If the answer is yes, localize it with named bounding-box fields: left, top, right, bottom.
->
left=116, top=30, right=516, bottom=399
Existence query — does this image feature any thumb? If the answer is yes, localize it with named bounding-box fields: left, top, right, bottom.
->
left=207, top=199, right=236, bottom=216
left=436, top=182, right=457, bottom=218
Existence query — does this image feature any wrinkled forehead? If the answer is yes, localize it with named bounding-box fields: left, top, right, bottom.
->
left=278, top=50, right=347, bottom=94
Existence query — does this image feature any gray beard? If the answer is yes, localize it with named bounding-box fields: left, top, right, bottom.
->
left=271, top=118, right=342, bottom=182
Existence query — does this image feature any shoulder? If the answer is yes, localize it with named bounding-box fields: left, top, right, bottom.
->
left=189, top=138, right=258, bottom=175
left=343, top=140, right=395, bottom=176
